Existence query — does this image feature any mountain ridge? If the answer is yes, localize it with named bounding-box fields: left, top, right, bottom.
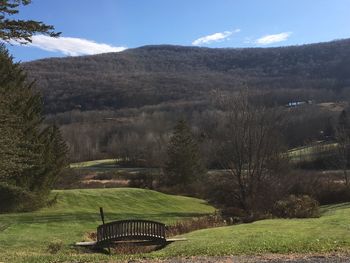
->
left=23, top=38, right=350, bottom=114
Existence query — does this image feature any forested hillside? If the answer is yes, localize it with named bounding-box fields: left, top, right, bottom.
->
left=24, top=39, right=350, bottom=114
left=21, top=39, right=350, bottom=162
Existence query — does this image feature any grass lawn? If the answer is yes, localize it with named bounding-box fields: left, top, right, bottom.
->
left=69, top=159, right=152, bottom=173
left=69, top=159, right=117, bottom=169
left=154, top=203, right=350, bottom=258
left=1, top=189, right=350, bottom=262
left=0, top=188, right=214, bottom=263
left=288, top=141, right=338, bottom=162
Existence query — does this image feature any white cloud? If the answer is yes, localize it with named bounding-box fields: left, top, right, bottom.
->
left=255, top=32, right=292, bottom=45
left=13, top=35, right=127, bottom=56
left=192, top=29, right=240, bottom=46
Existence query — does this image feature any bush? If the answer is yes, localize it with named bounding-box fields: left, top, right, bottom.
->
left=273, top=195, right=320, bottom=218
left=54, top=168, right=81, bottom=189
left=92, top=170, right=131, bottom=180
left=296, top=154, right=338, bottom=170
left=220, top=207, right=247, bottom=218
left=204, top=173, right=237, bottom=207
left=128, top=172, right=154, bottom=189
left=285, top=170, right=350, bottom=205
left=315, top=184, right=350, bottom=205
left=0, top=183, right=43, bottom=213
left=166, top=214, right=227, bottom=237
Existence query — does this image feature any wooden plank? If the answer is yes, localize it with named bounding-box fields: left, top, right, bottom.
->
left=75, top=241, right=97, bottom=247
left=166, top=238, right=187, bottom=242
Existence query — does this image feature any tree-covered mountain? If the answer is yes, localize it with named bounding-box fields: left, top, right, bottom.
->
left=23, top=39, right=350, bottom=114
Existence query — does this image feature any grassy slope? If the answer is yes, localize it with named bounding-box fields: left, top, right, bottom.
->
left=69, top=159, right=117, bottom=168
left=2, top=189, right=350, bottom=263
left=288, top=142, right=338, bottom=162
left=154, top=203, right=350, bottom=257
left=0, top=188, right=214, bottom=262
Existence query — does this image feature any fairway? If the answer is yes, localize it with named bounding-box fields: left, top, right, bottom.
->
left=69, top=159, right=118, bottom=169
left=288, top=142, right=338, bottom=162
left=0, top=188, right=215, bottom=262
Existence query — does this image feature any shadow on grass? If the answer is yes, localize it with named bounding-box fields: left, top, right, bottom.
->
left=320, top=202, right=350, bottom=214
left=0, top=223, right=10, bottom=232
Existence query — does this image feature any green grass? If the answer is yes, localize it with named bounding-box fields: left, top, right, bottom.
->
left=0, top=188, right=214, bottom=262
left=1, top=189, right=350, bottom=262
left=288, top=141, right=338, bottom=162
left=69, top=158, right=153, bottom=173
left=154, top=203, right=350, bottom=258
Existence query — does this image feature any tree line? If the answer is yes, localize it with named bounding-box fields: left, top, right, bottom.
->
left=160, top=91, right=350, bottom=218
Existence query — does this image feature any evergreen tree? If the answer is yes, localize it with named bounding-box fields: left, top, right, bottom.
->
left=0, top=0, right=60, bottom=43
left=0, top=46, right=68, bottom=211
left=0, top=46, right=33, bottom=182
left=164, top=119, right=205, bottom=188
left=33, top=125, right=68, bottom=195
left=0, top=1, right=63, bottom=212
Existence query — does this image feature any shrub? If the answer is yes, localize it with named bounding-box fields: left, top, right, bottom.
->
left=92, top=170, right=131, bottom=180
left=54, top=168, right=82, bottom=189
left=285, top=170, right=350, bottom=205
left=166, top=214, right=227, bottom=237
left=273, top=195, right=320, bottom=218
left=296, top=154, right=338, bottom=170
left=128, top=172, right=154, bottom=189
left=315, top=184, right=350, bottom=205
left=0, top=183, right=43, bottom=213
left=204, top=173, right=237, bottom=207
left=220, top=207, right=247, bottom=218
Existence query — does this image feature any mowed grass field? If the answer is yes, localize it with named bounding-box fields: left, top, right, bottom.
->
left=1, top=188, right=350, bottom=262
left=69, top=159, right=117, bottom=169
left=288, top=141, right=338, bottom=162
left=0, top=188, right=215, bottom=262
left=155, top=203, right=350, bottom=258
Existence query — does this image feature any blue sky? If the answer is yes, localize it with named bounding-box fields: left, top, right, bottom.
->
left=5, top=0, right=350, bottom=61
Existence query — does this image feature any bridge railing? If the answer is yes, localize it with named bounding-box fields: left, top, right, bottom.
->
left=97, top=219, right=166, bottom=244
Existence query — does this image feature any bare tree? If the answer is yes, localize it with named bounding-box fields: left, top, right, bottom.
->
left=335, top=110, right=350, bottom=186
left=217, top=90, right=288, bottom=213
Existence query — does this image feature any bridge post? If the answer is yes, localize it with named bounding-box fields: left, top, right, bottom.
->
left=99, top=207, right=111, bottom=254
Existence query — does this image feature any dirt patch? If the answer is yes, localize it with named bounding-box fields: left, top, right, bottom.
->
left=79, top=179, right=130, bottom=188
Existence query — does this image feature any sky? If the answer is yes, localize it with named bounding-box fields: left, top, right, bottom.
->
left=5, top=0, right=350, bottom=62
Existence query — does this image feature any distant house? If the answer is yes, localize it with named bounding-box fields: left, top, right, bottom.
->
left=286, top=100, right=313, bottom=108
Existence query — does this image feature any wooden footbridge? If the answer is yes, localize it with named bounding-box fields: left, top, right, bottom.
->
left=75, top=208, right=185, bottom=250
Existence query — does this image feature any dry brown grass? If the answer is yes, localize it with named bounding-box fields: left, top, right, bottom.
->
left=166, top=214, right=228, bottom=237
left=111, top=243, right=162, bottom=254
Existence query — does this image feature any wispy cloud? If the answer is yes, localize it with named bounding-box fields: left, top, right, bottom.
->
left=192, top=29, right=240, bottom=46
left=12, top=35, right=127, bottom=56
left=255, top=32, right=292, bottom=45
